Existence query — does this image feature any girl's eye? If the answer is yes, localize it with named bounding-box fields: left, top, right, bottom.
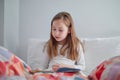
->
left=52, top=29, right=56, bottom=31
left=59, top=30, right=63, bottom=32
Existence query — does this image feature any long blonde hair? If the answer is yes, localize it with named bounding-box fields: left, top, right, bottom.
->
left=44, top=11, right=83, bottom=60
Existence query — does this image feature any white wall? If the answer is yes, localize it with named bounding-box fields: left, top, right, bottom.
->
left=4, top=0, right=19, bottom=54
left=3, top=0, right=120, bottom=62
left=0, top=0, right=4, bottom=46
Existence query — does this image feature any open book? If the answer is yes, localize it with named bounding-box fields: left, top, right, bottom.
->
left=29, top=67, right=81, bottom=74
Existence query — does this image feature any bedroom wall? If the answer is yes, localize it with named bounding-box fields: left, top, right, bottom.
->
left=0, top=0, right=4, bottom=46
left=3, top=0, right=120, bottom=62
left=4, top=0, right=19, bottom=54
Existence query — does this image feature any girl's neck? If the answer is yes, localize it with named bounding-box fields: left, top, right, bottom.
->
left=57, top=39, right=66, bottom=45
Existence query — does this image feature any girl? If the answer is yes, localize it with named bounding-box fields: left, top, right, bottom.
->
left=45, top=11, right=85, bottom=71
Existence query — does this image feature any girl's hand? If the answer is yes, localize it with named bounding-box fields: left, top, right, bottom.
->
left=52, top=64, right=60, bottom=71
left=29, top=68, right=41, bottom=74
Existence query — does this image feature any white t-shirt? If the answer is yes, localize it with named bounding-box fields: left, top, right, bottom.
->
left=48, top=44, right=85, bottom=71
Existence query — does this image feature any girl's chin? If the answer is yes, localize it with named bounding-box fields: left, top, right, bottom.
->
left=56, top=40, right=62, bottom=42
left=55, top=38, right=62, bottom=41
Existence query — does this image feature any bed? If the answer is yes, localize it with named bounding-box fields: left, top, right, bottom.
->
left=0, top=36, right=120, bottom=80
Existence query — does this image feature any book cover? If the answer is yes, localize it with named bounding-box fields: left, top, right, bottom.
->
left=29, top=67, right=81, bottom=74
left=56, top=67, right=81, bottom=73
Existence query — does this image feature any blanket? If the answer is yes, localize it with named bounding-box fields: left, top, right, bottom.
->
left=0, top=46, right=31, bottom=79
left=88, top=56, right=120, bottom=80
left=0, top=46, right=120, bottom=80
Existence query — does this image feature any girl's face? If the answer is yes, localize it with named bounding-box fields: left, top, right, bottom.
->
left=52, top=19, right=70, bottom=45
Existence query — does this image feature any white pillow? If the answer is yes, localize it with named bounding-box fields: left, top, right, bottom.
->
left=83, top=37, right=120, bottom=75
left=27, top=39, right=49, bottom=70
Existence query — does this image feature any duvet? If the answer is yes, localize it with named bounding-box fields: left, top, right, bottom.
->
left=0, top=46, right=120, bottom=80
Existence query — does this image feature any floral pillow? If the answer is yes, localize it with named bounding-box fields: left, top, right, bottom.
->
left=0, top=46, right=31, bottom=77
left=88, top=55, right=120, bottom=80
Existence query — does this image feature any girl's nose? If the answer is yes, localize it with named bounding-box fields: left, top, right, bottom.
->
left=55, top=31, right=59, bottom=35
